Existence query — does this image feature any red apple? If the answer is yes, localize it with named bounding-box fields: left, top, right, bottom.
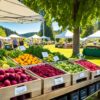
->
left=0, top=75, right=4, bottom=81
left=0, top=69, right=5, bottom=75
left=8, top=68, right=15, bottom=73
left=4, top=80, right=11, bottom=86
left=11, top=80, right=17, bottom=85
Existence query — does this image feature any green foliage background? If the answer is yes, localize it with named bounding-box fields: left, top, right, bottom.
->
left=0, top=27, right=6, bottom=37
left=0, top=26, right=18, bottom=37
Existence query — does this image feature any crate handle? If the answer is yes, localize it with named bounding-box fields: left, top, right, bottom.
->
left=94, top=75, right=100, bottom=78
left=76, top=77, right=87, bottom=83
left=52, top=83, right=65, bottom=90
left=17, top=85, right=25, bottom=88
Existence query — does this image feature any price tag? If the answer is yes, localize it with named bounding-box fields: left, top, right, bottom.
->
left=54, top=77, right=64, bottom=85
left=79, top=73, right=85, bottom=78
left=19, top=46, right=26, bottom=51
left=42, top=52, right=48, bottom=58
left=15, top=86, right=27, bottom=95
left=97, top=70, right=100, bottom=75
left=53, top=56, right=59, bottom=62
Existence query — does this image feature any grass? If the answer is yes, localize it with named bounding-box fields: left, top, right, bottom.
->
left=44, top=45, right=100, bottom=66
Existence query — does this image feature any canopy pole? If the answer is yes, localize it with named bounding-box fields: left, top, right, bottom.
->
left=42, top=20, right=45, bottom=42
left=43, top=20, right=45, bottom=36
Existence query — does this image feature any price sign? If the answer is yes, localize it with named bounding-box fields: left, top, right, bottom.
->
left=97, top=70, right=100, bottom=75
left=53, top=56, right=59, bottom=62
left=42, top=52, right=48, bottom=58
left=54, top=77, right=64, bottom=85
left=15, top=86, right=27, bottom=95
left=19, top=46, right=26, bottom=51
left=79, top=73, right=85, bottom=78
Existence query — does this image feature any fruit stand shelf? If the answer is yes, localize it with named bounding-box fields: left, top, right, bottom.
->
left=31, top=78, right=100, bottom=100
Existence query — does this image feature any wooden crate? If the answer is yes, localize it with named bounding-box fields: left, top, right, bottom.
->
left=51, top=60, right=90, bottom=85
left=74, top=60, right=100, bottom=80
left=0, top=72, right=42, bottom=100
left=72, top=70, right=90, bottom=85
left=26, top=63, right=71, bottom=93
left=43, top=74, right=71, bottom=93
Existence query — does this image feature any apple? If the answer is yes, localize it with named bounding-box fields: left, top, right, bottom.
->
left=4, top=80, right=11, bottom=86
left=0, top=75, right=4, bottom=81
left=0, top=69, right=5, bottom=75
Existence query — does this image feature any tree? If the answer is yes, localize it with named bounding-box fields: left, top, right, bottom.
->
left=97, top=21, right=100, bottom=30
left=40, top=22, right=54, bottom=40
left=23, top=0, right=100, bottom=55
left=81, top=25, right=94, bottom=38
left=0, top=26, right=18, bottom=36
left=21, top=1, right=54, bottom=40
left=0, top=27, right=6, bottom=37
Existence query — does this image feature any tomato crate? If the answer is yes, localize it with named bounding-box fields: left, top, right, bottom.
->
left=26, top=63, right=71, bottom=93
left=0, top=70, right=42, bottom=100
left=74, top=60, right=100, bottom=80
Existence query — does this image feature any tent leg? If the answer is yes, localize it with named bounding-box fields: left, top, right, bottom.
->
left=42, top=20, right=45, bottom=44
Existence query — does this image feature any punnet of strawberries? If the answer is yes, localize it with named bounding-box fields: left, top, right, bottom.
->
left=29, top=64, right=65, bottom=78
left=75, top=60, right=100, bottom=71
left=0, top=68, right=37, bottom=88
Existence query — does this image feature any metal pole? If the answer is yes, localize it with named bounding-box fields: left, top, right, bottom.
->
left=42, top=20, right=45, bottom=43
left=43, top=20, right=45, bottom=36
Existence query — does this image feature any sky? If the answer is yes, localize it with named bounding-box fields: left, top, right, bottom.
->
left=0, top=21, right=61, bottom=34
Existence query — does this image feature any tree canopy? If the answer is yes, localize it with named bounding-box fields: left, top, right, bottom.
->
left=23, top=0, right=100, bottom=55
left=0, top=27, right=6, bottom=37
left=23, top=0, right=100, bottom=29
left=0, top=26, right=18, bottom=37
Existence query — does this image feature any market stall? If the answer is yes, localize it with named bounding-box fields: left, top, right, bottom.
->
left=55, top=30, right=73, bottom=48
left=0, top=0, right=44, bottom=100
left=41, top=36, right=50, bottom=41
left=30, top=34, right=41, bottom=44
left=0, top=0, right=100, bottom=100
left=0, top=44, right=100, bottom=100
left=82, top=31, right=100, bottom=57
left=8, top=34, right=21, bottom=38
left=83, top=31, right=100, bottom=47
left=85, top=31, right=100, bottom=40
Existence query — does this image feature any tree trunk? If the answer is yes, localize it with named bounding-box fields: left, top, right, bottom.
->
left=72, top=27, right=80, bottom=56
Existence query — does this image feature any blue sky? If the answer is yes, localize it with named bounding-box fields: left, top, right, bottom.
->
left=0, top=21, right=61, bottom=34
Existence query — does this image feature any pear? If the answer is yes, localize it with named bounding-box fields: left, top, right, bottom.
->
left=2, top=64, right=10, bottom=69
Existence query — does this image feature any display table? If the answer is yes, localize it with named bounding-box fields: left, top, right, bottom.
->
left=83, top=46, right=100, bottom=57
left=31, top=78, right=100, bottom=100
